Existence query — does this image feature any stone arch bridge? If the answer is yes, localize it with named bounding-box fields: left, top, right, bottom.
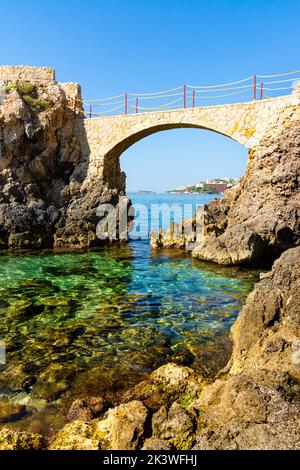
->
left=75, top=85, right=300, bottom=193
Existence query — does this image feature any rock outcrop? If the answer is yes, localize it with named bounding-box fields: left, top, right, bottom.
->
left=152, top=121, right=300, bottom=266
left=0, top=243, right=296, bottom=451
left=1, top=66, right=299, bottom=255
left=0, top=66, right=128, bottom=249
left=192, top=121, right=300, bottom=265
left=190, top=247, right=300, bottom=449
left=67, top=397, right=107, bottom=423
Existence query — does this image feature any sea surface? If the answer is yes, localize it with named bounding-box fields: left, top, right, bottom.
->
left=0, top=193, right=259, bottom=436
left=127, top=192, right=223, bottom=237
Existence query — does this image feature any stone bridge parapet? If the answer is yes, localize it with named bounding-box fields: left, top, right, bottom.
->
left=76, top=87, right=300, bottom=190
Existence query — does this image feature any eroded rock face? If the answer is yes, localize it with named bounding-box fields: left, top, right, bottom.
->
left=0, top=77, right=127, bottom=249
left=192, top=124, right=300, bottom=265
left=95, top=400, right=148, bottom=450
left=189, top=247, right=300, bottom=450
left=50, top=249, right=299, bottom=451
left=152, top=402, right=195, bottom=450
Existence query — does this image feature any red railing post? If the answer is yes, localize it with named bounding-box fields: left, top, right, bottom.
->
left=183, top=84, right=186, bottom=108
left=260, top=82, right=264, bottom=100
left=253, top=75, right=257, bottom=100
left=136, top=97, right=139, bottom=114
left=124, top=93, right=128, bottom=115
left=192, top=90, right=195, bottom=108
left=89, top=104, right=92, bottom=118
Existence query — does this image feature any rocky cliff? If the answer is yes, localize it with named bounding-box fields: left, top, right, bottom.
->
left=191, top=246, right=300, bottom=449
left=0, top=66, right=127, bottom=249
left=192, top=122, right=300, bottom=265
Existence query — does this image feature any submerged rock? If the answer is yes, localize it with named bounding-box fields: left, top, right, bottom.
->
left=0, top=403, right=27, bottom=423
left=33, top=363, right=75, bottom=401
left=67, top=397, right=107, bottom=422
left=49, top=247, right=300, bottom=452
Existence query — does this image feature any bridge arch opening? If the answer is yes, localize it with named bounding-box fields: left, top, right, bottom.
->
left=116, top=126, right=248, bottom=194
left=108, top=126, right=248, bottom=240
left=101, top=123, right=249, bottom=196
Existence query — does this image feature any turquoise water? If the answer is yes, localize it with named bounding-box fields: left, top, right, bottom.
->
left=0, top=193, right=258, bottom=435
left=128, top=192, right=223, bottom=237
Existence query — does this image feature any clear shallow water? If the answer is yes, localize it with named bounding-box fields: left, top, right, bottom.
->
left=0, top=193, right=258, bottom=436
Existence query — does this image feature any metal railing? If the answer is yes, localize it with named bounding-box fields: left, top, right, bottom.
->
left=70, top=68, right=300, bottom=118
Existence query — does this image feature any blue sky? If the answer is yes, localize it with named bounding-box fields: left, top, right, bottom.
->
left=1, top=0, right=299, bottom=191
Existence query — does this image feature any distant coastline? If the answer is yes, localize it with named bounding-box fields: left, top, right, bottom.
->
left=128, top=190, right=223, bottom=196
left=167, top=190, right=224, bottom=195
left=128, top=190, right=157, bottom=194
left=168, top=177, right=240, bottom=195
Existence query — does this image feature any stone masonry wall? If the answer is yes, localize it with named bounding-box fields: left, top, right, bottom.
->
left=0, top=66, right=55, bottom=83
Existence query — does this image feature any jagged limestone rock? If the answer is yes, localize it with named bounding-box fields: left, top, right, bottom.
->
left=189, top=247, right=300, bottom=450
left=152, top=402, right=195, bottom=450
left=95, top=400, right=148, bottom=450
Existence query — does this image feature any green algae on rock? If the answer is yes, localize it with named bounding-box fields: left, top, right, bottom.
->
left=0, top=427, right=45, bottom=450
left=50, top=421, right=100, bottom=451
left=126, top=363, right=204, bottom=411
